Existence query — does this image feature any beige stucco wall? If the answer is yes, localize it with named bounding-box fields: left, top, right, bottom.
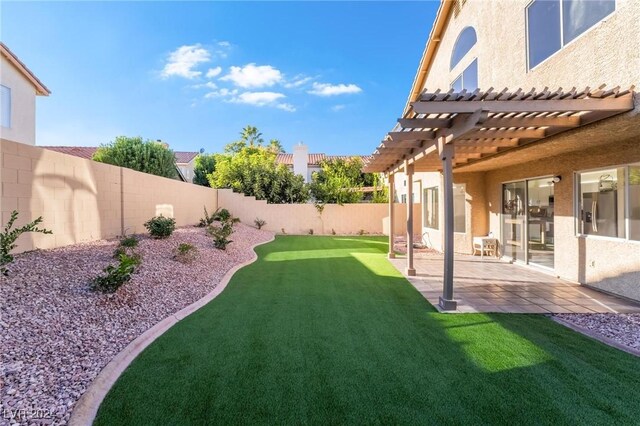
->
left=422, top=0, right=640, bottom=93
left=218, top=188, right=420, bottom=237
left=483, top=138, right=640, bottom=301
left=1, top=139, right=217, bottom=253
left=0, top=55, right=37, bottom=145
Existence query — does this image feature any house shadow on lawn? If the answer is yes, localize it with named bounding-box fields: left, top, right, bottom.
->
left=94, top=236, right=640, bottom=426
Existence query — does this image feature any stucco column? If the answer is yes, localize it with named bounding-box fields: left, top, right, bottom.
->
left=388, top=173, right=395, bottom=259
left=405, top=161, right=416, bottom=276
left=439, top=139, right=457, bottom=311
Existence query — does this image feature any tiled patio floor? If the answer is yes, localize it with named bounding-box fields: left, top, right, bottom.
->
left=389, top=253, right=640, bottom=314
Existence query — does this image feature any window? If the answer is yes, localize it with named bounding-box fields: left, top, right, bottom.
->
left=450, top=26, right=477, bottom=69
left=1, top=85, right=10, bottom=128
left=424, top=187, right=439, bottom=230
left=527, top=0, right=615, bottom=69
left=401, top=194, right=407, bottom=204
left=577, top=163, right=640, bottom=241
left=451, top=59, right=478, bottom=92
left=453, top=184, right=466, bottom=233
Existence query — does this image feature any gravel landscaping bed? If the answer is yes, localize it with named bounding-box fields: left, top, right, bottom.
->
left=554, top=313, right=640, bottom=353
left=1, top=224, right=273, bottom=425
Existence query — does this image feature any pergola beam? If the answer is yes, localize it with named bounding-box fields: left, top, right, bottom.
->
left=388, top=131, right=436, bottom=141
left=398, top=117, right=452, bottom=129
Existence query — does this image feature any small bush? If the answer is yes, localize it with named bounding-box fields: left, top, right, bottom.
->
left=174, top=243, right=198, bottom=263
left=119, top=235, right=138, bottom=248
left=1, top=210, right=52, bottom=276
left=198, top=206, right=215, bottom=227
left=308, top=229, right=314, bottom=235
left=92, top=253, right=139, bottom=293
left=331, top=229, right=336, bottom=235
left=207, top=222, right=234, bottom=250
left=254, top=218, right=266, bottom=230
left=281, top=228, right=286, bottom=234
left=144, top=215, right=176, bottom=239
left=212, top=208, right=231, bottom=222
left=357, top=229, right=367, bottom=236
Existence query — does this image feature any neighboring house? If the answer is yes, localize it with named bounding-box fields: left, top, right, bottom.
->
left=41, top=146, right=199, bottom=183
left=0, top=42, right=50, bottom=146
left=365, top=0, right=639, bottom=307
left=277, top=143, right=372, bottom=183
left=175, top=151, right=199, bottom=183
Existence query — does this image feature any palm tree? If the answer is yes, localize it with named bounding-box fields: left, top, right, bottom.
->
left=240, top=125, right=264, bottom=147
left=268, top=139, right=285, bottom=153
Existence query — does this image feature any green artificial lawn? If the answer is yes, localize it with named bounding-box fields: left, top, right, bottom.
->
left=95, top=236, right=640, bottom=425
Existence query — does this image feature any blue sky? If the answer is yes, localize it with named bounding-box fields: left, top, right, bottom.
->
left=2, top=1, right=437, bottom=155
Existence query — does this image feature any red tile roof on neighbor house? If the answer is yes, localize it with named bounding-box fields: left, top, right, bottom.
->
left=276, top=153, right=372, bottom=166
left=42, top=146, right=199, bottom=164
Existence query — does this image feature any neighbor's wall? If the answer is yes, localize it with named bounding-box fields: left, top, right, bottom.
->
left=423, top=0, right=639, bottom=93
left=218, top=189, right=421, bottom=236
left=1, top=139, right=217, bottom=253
left=0, top=55, right=37, bottom=145
left=484, top=138, right=640, bottom=301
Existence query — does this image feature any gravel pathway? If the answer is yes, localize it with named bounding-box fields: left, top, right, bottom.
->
left=554, top=313, right=640, bottom=353
left=1, top=224, right=273, bottom=425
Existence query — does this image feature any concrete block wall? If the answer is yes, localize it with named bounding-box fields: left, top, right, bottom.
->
left=217, top=189, right=421, bottom=236
left=1, top=139, right=217, bottom=253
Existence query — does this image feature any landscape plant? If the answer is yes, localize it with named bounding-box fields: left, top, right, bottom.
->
left=198, top=207, right=215, bottom=227
left=119, top=235, right=139, bottom=248
left=92, top=252, right=140, bottom=293
left=92, top=136, right=177, bottom=179
left=1, top=210, right=52, bottom=276
left=173, top=243, right=198, bottom=264
left=254, top=218, right=266, bottom=230
left=144, top=215, right=176, bottom=239
left=207, top=221, right=234, bottom=250
left=193, top=153, right=217, bottom=187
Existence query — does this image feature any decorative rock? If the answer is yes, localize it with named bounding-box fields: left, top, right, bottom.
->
left=1, top=224, right=273, bottom=425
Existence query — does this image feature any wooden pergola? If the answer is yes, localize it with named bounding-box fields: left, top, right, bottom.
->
left=364, top=85, right=635, bottom=311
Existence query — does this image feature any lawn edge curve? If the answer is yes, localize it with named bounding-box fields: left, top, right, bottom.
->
left=550, top=316, right=640, bottom=357
left=68, top=232, right=276, bottom=426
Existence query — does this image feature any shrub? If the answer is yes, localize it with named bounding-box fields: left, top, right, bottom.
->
left=174, top=243, right=198, bottom=263
left=331, top=229, right=336, bottom=235
left=254, top=218, right=266, bottom=230
left=119, top=235, right=138, bottom=248
left=281, top=228, right=286, bottom=234
left=1, top=210, right=52, bottom=276
left=198, top=206, right=215, bottom=227
left=308, top=229, right=314, bottom=235
left=207, top=221, right=234, bottom=250
left=212, top=208, right=231, bottom=222
left=357, top=229, right=367, bottom=236
left=144, top=215, right=176, bottom=239
left=92, top=253, right=139, bottom=293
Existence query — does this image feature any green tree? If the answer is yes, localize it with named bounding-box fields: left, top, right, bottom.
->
left=210, top=144, right=309, bottom=204
left=309, top=157, right=366, bottom=204
left=93, top=136, right=177, bottom=179
left=268, top=139, right=285, bottom=153
left=193, top=153, right=217, bottom=186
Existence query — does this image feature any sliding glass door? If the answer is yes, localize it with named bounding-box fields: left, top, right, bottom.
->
left=501, top=177, right=555, bottom=269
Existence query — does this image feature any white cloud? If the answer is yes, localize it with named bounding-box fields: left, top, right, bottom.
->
left=218, top=41, right=231, bottom=48
left=308, top=82, right=362, bottom=96
left=192, top=81, right=218, bottom=90
left=284, top=75, right=313, bottom=89
left=220, top=63, right=283, bottom=88
left=227, top=91, right=296, bottom=112
left=161, top=44, right=211, bottom=79
left=204, top=88, right=238, bottom=99
left=331, top=104, right=346, bottom=112
left=276, top=103, right=296, bottom=112
left=206, top=66, right=222, bottom=78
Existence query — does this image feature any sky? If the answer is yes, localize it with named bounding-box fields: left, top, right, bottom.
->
left=1, top=1, right=437, bottom=155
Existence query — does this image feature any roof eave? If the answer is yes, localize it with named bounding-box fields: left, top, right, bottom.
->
left=0, top=42, right=51, bottom=96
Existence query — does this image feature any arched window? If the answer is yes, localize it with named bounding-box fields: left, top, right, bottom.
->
left=450, top=26, right=477, bottom=70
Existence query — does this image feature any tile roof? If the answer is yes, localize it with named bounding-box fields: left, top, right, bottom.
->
left=42, top=146, right=97, bottom=159
left=1, top=42, right=50, bottom=96
left=41, top=146, right=199, bottom=164
left=276, top=153, right=372, bottom=166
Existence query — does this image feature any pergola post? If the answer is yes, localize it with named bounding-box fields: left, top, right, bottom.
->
left=405, top=161, right=416, bottom=276
left=388, top=173, right=395, bottom=259
left=438, top=138, right=457, bottom=311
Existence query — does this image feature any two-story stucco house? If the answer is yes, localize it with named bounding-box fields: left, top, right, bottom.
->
left=0, top=43, right=50, bottom=146
left=365, top=0, right=639, bottom=309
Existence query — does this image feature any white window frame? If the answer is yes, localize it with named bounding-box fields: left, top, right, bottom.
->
left=574, top=162, right=640, bottom=243
left=525, top=0, right=616, bottom=71
left=450, top=58, right=478, bottom=91
left=1, top=85, right=11, bottom=128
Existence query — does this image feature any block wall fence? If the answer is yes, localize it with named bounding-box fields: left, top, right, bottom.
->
left=1, top=139, right=418, bottom=254
left=1, top=139, right=217, bottom=253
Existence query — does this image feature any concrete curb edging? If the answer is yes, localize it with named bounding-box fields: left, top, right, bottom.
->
left=550, top=316, right=640, bottom=358
left=69, top=233, right=276, bottom=426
